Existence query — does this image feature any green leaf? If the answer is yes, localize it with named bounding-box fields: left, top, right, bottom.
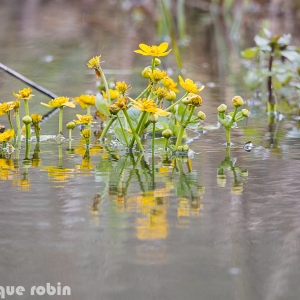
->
left=114, top=128, right=132, bottom=145
left=127, top=107, right=140, bottom=126
left=175, top=103, right=189, bottom=123
left=277, top=34, right=291, bottom=46
left=241, top=47, right=259, bottom=59
left=95, top=93, right=110, bottom=117
left=280, top=50, right=300, bottom=65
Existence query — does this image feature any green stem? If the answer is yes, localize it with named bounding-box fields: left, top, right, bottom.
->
left=152, top=123, right=155, bottom=153
left=87, top=105, right=91, bottom=116
left=135, top=85, right=151, bottom=101
left=117, top=114, right=128, bottom=146
left=25, top=124, right=31, bottom=141
left=164, top=138, right=169, bottom=151
left=15, top=110, right=21, bottom=140
left=24, top=99, right=30, bottom=115
left=175, top=106, right=195, bottom=148
left=225, top=128, right=231, bottom=146
left=151, top=57, right=156, bottom=72
left=7, top=111, right=14, bottom=131
left=99, top=67, right=111, bottom=104
left=123, top=109, right=144, bottom=151
left=228, top=107, right=238, bottom=128
left=25, top=140, right=31, bottom=160
left=166, top=91, right=188, bottom=112
left=34, top=125, right=40, bottom=142
left=59, top=107, right=63, bottom=134
left=100, top=117, right=116, bottom=140
left=129, top=111, right=147, bottom=148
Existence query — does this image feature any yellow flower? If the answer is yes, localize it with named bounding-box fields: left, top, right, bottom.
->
left=30, top=114, right=42, bottom=125
left=0, top=129, right=14, bottom=142
left=40, top=97, right=75, bottom=108
left=13, top=100, right=20, bottom=111
left=0, top=101, right=16, bottom=116
left=87, top=56, right=103, bottom=78
left=130, top=98, right=170, bottom=116
left=161, top=76, right=180, bottom=93
left=115, top=81, right=131, bottom=95
left=134, top=42, right=172, bottom=57
left=73, top=94, right=96, bottom=109
left=179, top=76, right=205, bottom=94
left=102, top=89, right=119, bottom=101
left=73, top=114, right=97, bottom=125
left=155, top=87, right=169, bottom=100
left=114, top=96, right=128, bottom=110
left=13, top=87, right=34, bottom=100
left=149, top=70, right=167, bottom=82
left=87, top=56, right=101, bottom=69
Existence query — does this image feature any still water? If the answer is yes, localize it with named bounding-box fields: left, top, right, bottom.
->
left=1, top=1, right=300, bottom=300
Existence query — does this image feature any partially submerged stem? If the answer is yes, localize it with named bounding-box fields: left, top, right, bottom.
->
left=117, top=114, right=129, bottom=146
left=100, top=117, right=117, bottom=140
left=225, top=128, right=231, bottom=146
left=175, top=106, right=195, bottom=148
left=123, top=109, right=144, bottom=151
left=152, top=123, right=155, bottom=153
left=129, top=111, right=147, bottom=148
left=59, top=107, right=63, bottom=134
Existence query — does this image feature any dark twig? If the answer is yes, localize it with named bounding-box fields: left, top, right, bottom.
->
left=0, top=62, right=59, bottom=123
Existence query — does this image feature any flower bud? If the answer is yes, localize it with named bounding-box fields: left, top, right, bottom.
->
left=162, top=129, right=173, bottom=139
left=183, top=145, right=189, bottom=152
left=177, top=145, right=183, bottom=151
left=241, top=109, right=249, bottom=117
left=66, top=121, right=76, bottom=130
left=197, top=111, right=206, bottom=120
left=232, top=96, right=244, bottom=107
left=182, top=97, right=191, bottom=105
left=22, top=115, right=32, bottom=125
left=141, top=67, right=152, bottom=78
left=149, top=113, right=158, bottom=123
left=218, top=104, right=227, bottom=113
left=154, top=58, right=161, bottom=66
left=165, top=91, right=176, bottom=102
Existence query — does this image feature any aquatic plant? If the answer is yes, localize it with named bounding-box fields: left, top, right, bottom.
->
left=217, top=96, right=249, bottom=146
left=241, top=27, right=300, bottom=115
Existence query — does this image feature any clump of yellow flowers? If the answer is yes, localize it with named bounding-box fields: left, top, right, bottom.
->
left=0, top=41, right=248, bottom=159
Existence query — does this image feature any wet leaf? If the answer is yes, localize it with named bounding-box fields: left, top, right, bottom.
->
left=254, top=35, right=270, bottom=47
left=95, top=93, right=110, bottom=117
left=280, top=50, right=300, bottom=65
left=114, top=128, right=132, bottom=145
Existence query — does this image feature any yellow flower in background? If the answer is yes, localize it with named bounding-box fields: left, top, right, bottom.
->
left=87, top=56, right=101, bottom=69
left=0, top=101, right=16, bottom=116
left=13, top=87, right=34, bottom=100
left=130, top=98, right=170, bottom=116
left=179, top=76, right=205, bottom=94
left=87, top=56, right=103, bottom=78
left=115, top=81, right=131, bottom=95
left=30, top=114, right=42, bottom=125
left=161, top=76, right=180, bottom=93
left=73, top=114, right=96, bottom=125
left=0, top=129, right=14, bottom=142
left=40, top=97, right=75, bottom=108
left=13, top=100, right=20, bottom=111
left=73, top=94, right=96, bottom=109
left=134, top=42, right=172, bottom=57
left=102, top=89, right=119, bottom=101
